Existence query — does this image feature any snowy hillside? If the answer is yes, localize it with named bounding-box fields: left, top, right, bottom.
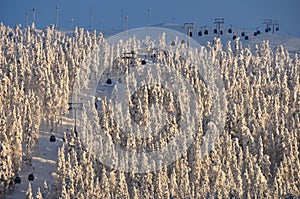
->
left=0, top=23, right=299, bottom=199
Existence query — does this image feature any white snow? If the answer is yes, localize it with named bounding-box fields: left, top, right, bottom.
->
left=5, top=116, right=74, bottom=199
left=1, top=23, right=299, bottom=198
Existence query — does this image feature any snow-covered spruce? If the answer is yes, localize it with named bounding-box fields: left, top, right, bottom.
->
left=0, top=23, right=299, bottom=198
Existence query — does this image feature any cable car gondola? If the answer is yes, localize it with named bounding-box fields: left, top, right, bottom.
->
left=254, top=32, right=257, bottom=36
left=204, top=29, right=208, bottom=35
left=220, top=30, right=223, bottom=35
left=228, top=28, right=232, bottom=33
left=213, top=29, right=218, bottom=34
left=245, top=35, right=249, bottom=40
left=28, top=174, right=34, bottom=181
left=106, top=79, right=112, bottom=85
left=241, top=32, right=245, bottom=37
left=141, top=60, right=146, bottom=65
left=276, top=27, right=279, bottom=31
left=15, top=176, right=21, bottom=184
left=189, top=31, right=193, bottom=37
left=198, top=31, right=202, bottom=36
left=50, top=135, right=56, bottom=142
left=232, top=35, right=237, bottom=40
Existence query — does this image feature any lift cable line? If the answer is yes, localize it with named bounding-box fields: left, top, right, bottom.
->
left=182, top=18, right=265, bottom=42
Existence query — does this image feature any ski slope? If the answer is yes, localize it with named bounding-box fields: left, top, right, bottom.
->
left=5, top=117, right=74, bottom=199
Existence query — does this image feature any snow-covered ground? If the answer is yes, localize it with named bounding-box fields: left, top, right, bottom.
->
left=5, top=116, right=74, bottom=199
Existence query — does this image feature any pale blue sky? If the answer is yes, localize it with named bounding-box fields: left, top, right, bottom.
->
left=0, top=0, right=299, bottom=37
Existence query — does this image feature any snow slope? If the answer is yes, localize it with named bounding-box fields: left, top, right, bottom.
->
left=5, top=116, right=74, bottom=199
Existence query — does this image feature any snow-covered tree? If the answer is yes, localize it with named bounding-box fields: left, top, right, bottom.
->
left=26, top=183, right=33, bottom=199
left=0, top=23, right=299, bottom=198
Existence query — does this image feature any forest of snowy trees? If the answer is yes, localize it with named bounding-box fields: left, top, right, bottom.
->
left=0, top=22, right=299, bottom=198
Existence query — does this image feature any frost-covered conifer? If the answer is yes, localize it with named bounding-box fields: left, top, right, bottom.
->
left=26, top=183, right=33, bottom=199
left=0, top=23, right=299, bottom=198
left=35, top=187, right=43, bottom=199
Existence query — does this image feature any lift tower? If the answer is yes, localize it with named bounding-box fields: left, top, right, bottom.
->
left=214, top=18, right=225, bottom=38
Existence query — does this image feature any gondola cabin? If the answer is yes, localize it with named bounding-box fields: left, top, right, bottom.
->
left=106, top=79, right=112, bottom=85
left=28, top=174, right=34, bottom=181
left=50, top=135, right=56, bottom=142
left=14, top=176, right=21, bottom=184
